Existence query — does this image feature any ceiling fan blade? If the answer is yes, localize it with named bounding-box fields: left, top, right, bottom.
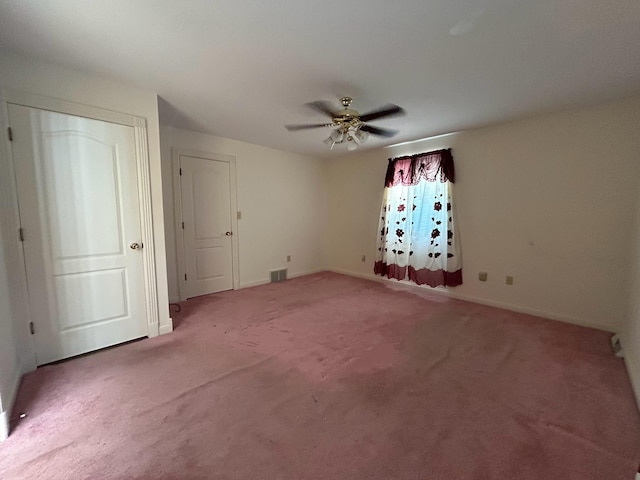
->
left=360, top=124, right=398, bottom=137
left=306, top=101, right=339, bottom=118
left=285, top=123, right=333, bottom=131
left=359, top=104, right=405, bottom=122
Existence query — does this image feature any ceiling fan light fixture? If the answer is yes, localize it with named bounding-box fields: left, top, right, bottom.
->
left=323, top=136, right=338, bottom=150
left=330, top=129, right=345, bottom=142
left=285, top=97, right=403, bottom=151
left=353, top=128, right=369, bottom=144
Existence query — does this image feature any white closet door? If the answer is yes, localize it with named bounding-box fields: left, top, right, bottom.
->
left=180, top=154, right=233, bottom=298
left=9, top=104, right=147, bottom=365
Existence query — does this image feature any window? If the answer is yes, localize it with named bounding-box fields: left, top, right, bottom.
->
left=374, top=149, right=462, bottom=287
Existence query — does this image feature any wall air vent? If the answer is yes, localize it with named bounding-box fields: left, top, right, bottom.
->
left=270, top=268, right=288, bottom=283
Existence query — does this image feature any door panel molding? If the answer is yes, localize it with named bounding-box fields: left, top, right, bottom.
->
left=172, top=148, right=240, bottom=301
left=2, top=90, right=160, bottom=363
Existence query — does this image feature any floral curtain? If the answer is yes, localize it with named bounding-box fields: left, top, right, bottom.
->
left=374, top=149, right=462, bottom=287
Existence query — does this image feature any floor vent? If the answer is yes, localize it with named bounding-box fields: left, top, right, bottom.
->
left=270, top=268, right=288, bottom=282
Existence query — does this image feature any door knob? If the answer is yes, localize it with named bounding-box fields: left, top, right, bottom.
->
left=225, top=231, right=232, bottom=236
left=130, top=242, right=143, bottom=250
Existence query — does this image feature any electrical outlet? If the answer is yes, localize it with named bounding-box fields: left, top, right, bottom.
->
left=361, top=254, right=366, bottom=262
left=479, top=272, right=487, bottom=282
left=286, top=255, right=291, bottom=262
left=506, top=275, right=514, bottom=285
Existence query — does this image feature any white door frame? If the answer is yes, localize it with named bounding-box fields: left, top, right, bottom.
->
left=172, top=148, right=240, bottom=300
left=2, top=90, right=161, bottom=346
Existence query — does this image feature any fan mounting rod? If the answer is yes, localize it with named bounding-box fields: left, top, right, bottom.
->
left=336, top=96, right=359, bottom=123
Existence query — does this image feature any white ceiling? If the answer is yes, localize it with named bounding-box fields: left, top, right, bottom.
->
left=1, top=0, right=639, bottom=157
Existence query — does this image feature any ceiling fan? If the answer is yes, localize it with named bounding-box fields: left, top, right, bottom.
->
left=285, top=97, right=405, bottom=150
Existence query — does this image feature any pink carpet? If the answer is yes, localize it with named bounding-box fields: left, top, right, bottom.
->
left=1, top=272, right=639, bottom=479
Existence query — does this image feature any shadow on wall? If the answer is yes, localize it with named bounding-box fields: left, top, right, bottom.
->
left=157, top=96, right=210, bottom=133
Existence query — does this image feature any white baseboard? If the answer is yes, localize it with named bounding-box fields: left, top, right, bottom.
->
left=327, top=268, right=616, bottom=333
left=0, top=410, right=8, bottom=442
left=239, top=278, right=271, bottom=289
left=238, top=268, right=325, bottom=290
left=0, top=358, right=24, bottom=442
left=289, top=269, right=325, bottom=280
left=622, top=336, right=640, bottom=413
left=159, top=319, right=174, bottom=336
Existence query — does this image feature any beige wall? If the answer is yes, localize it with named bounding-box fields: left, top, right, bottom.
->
left=624, top=184, right=640, bottom=409
left=327, top=97, right=640, bottom=332
left=160, top=127, right=327, bottom=300
left=0, top=219, right=19, bottom=440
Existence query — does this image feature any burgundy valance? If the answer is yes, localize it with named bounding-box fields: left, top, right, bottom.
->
left=384, top=148, right=455, bottom=187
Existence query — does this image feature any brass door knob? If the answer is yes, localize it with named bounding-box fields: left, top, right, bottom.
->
left=130, top=242, right=142, bottom=250
left=225, top=231, right=232, bottom=236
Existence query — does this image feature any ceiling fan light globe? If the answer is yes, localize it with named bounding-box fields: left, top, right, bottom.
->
left=354, top=129, right=369, bottom=143
left=331, top=129, right=345, bottom=142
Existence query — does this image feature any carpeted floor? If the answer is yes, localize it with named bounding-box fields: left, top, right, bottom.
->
left=1, top=272, right=639, bottom=479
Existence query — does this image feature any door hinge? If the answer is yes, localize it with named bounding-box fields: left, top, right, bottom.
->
left=182, top=221, right=184, bottom=229
left=7, top=127, right=13, bottom=142
left=18, top=227, right=24, bottom=242
left=179, top=167, right=182, bottom=175
left=29, top=322, right=35, bottom=335
left=184, top=273, right=187, bottom=281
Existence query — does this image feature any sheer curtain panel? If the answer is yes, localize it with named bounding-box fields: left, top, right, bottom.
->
left=374, top=149, right=462, bottom=287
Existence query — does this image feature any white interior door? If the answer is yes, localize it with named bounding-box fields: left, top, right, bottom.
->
left=9, top=104, right=148, bottom=365
left=179, top=154, right=234, bottom=298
